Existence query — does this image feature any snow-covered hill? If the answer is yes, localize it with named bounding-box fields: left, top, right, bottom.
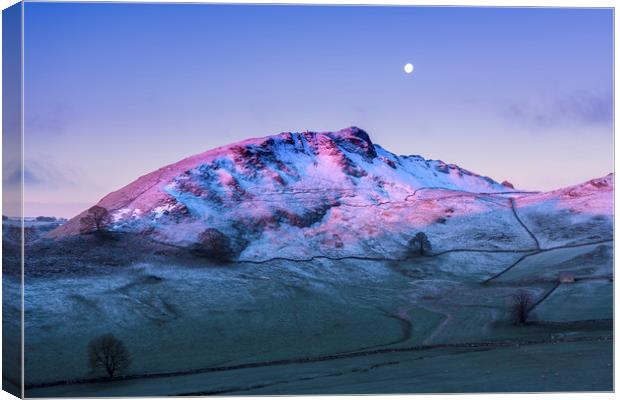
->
left=514, top=173, right=613, bottom=248
left=48, top=127, right=612, bottom=260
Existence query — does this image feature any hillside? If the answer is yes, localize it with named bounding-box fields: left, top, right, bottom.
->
left=47, top=127, right=613, bottom=262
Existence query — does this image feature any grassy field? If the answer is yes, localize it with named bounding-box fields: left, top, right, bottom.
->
left=531, top=280, right=613, bottom=322
left=21, top=239, right=613, bottom=396
left=26, top=339, right=612, bottom=396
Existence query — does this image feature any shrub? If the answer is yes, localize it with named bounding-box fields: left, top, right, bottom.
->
left=194, top=228, right=235, bottom=262
left=510, top=290, right=533, bottom=325
left=408, top=232, right=432, bottom=257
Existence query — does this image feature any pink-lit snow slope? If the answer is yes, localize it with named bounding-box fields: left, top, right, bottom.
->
left=512, top=174, right=613, bottom=248
left=48, top=127, right=612, bottom=260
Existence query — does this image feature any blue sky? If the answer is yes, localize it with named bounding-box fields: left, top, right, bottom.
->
left=18, top=3, right=614, bottom=217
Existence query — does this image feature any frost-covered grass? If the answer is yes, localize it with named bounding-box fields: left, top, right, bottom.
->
left=23, top=259, right=420, bottom=385
left=494, top=243, right=612, bottom=283
left=516, top=205, right=613, bottom=248
left=514, top=175, right=613, bottom=248
left=21, top=239, right=613, bottom=396
left=403, top=252, right=526, bottom=282
left=531, top=280, right=613, bottom=322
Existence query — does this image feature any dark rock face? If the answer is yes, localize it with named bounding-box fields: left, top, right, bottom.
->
left=380, top=156, right=397, bottom=169
left=177, top=128, right=378, bottom=204
left=272, top=201, right=336, bottom=228
left=589, top=175, right=612, bottom=189
left=331, top=127, right=377, bottom=160
left=502, top=180, right=515, bottom=189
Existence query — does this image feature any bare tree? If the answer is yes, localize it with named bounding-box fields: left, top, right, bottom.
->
left=510, top=290, right=533, bottom=325
left=195, top=228, right=235, bottom=262
left=88, top=334, right=131, bottom=378
left=408, top=232, right=432, bottom=257
left=80, top=205, right=112, bottom=235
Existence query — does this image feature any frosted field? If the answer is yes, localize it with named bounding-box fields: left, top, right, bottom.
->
left=24, top=259, right=413, bottom=384
left=21, top=240, right=613, bottom=396
left=531, top=280, right=613, bottom=322
left=493, top=243, right=612, bottom=283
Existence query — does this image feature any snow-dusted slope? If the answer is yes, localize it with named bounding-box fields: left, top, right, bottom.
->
left=514, top=174, right=614, bottom=248
left=49, top=127, right=612, bottom=260
left=516, top=174, right=613, bottom=215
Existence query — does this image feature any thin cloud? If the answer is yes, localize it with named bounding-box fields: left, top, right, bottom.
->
left=3, top=158, right=77, bottom=187
left=503, top=90, right=612, bottom=130
left=25, top=103, right=72, bottom=137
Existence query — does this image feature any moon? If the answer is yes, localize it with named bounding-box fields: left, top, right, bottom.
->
left=404, top=63, right=414, bottom=74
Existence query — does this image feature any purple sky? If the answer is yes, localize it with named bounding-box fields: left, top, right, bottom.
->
left=13, top=4, right=614, bottom=217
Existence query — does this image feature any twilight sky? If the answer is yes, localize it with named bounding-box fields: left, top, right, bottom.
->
left=17, top=4, right=613, bottom=217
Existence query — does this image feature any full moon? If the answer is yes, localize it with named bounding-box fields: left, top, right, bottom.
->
left=404, top=63, right=414, bottom=74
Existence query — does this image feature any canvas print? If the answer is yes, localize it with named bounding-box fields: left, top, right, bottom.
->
left=2, top=2, right=614, bottom=397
